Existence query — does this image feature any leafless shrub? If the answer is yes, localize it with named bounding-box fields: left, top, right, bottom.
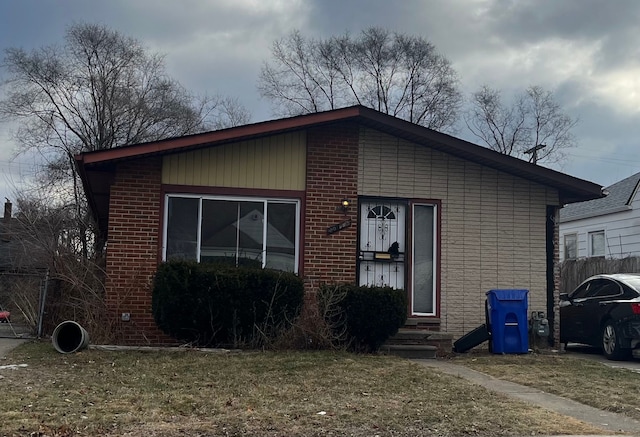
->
left=0, top=273, right=41, bottom=331
left=268, top=285, right=351, bottom=351
left=2, top=194, right=117, bottom=342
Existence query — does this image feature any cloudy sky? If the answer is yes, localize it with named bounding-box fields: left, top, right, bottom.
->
left=1, top=0, right=639, bottom=205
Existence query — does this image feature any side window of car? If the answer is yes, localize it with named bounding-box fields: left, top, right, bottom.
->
left=583, top=279, right=612, bottom=299
left=571, top=283, right=592, bottom=299
left=571, top=279, right=611, bottom=300
left=592, top=281, right=622, bottom=299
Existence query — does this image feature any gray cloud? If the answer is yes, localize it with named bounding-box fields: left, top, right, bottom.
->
left=0, top=0, right=639, bottom=204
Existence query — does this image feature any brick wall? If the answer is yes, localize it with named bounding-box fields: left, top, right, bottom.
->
left=303, top=122, right=359, bottom=292
left=105, top=157, right=175, bottom=345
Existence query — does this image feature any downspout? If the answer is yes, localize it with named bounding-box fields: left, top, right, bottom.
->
left=546, top=206, right=559, bottom=347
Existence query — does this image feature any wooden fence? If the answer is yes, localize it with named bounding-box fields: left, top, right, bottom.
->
left=560, top=257, right=640, bottom=293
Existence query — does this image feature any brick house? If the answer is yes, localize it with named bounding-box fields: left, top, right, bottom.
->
left=75, top=106, right=603, bottom=346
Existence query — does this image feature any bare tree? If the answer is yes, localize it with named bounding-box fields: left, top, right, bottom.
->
left=0, top=23, right=251, bottom=255
left=258, top=28, right=462, bottom=132
left=465, top=85, right=577, bottom=164
left=210, top=96, right=252, bottom=130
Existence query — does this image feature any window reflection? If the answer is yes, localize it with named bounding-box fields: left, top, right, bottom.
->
left=165, top=196, right=298, bottom=272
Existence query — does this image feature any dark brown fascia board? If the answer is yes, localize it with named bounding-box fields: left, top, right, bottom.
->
left=74, top=155, right=99, bottom=223
left=75, top=106, right=364, bottom=166
left=74, top=156, right=114, bottom=232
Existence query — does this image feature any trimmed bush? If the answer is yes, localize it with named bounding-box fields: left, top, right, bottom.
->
left=152, top=261, right=304, bottom=347
left=319, top=283, right=407, bottom=352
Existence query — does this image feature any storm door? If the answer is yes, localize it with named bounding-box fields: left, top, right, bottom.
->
left=358, top=200, right=406, bottom=289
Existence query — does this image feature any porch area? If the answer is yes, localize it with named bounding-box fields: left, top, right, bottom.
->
left=381, top=318, right=454, bottom=359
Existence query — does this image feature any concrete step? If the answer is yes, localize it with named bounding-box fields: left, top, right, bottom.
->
left=404, top=317, right=440, bottom=329
left=384, top=329, right=454, bottom=358
left=392, top=328, right=454, bottom=343
left=381, top=344, right=438, bottom=359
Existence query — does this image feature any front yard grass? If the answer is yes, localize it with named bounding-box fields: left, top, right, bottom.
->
left=0, top=341, right=611, bottom=436
left=452, top=349, right=640, bottom=421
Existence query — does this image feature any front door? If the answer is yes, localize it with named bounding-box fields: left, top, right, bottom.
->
left=358, top=199, right=438, bottom=317
left=358, top=200, right=406, bottom=289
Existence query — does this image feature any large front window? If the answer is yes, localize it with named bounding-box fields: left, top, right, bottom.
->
left=164, top=195, right=299, bottom=272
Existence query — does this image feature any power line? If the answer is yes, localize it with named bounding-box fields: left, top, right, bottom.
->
left=565, top=153, right=640, bottom=167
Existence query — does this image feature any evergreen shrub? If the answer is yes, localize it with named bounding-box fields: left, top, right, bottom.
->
left=152, top=261, right=304, bottom=347
left=318, top=283, right=407, bottom=352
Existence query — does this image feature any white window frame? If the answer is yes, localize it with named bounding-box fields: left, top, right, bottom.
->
left=563, top=233, right=577, bottom=260
left=162, top=194, right=300, bottom=273
left=588, top=230, right=605, bottom=257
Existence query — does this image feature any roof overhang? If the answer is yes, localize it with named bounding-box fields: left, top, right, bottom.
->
left=75, top=105, right=604, bottom=235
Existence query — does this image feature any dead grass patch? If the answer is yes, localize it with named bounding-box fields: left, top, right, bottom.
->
left=452, top=349, right=640, bottom=421
left=0, top=341, right=611, bottom=436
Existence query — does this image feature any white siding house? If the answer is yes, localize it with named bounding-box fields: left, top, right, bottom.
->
left=560, top=172, right=640, bottom=260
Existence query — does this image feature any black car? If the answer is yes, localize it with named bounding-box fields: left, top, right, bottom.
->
left=560, top=273, right=640, bottom=360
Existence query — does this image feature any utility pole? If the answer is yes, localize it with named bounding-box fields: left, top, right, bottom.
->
left=524, top=144, right=546, bottom=164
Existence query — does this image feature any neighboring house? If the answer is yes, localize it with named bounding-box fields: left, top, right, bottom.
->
left=560, top=172, right=640, bottom=260
left=75, top=106, right=603, bottom=346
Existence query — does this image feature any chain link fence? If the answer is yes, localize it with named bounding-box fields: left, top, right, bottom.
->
left=0, top=270, right=48, bottom=338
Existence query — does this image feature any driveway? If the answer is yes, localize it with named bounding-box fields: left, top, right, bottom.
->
left=565, top=343, right=640, bottom=373
left=0, top=322, right=33, bottom=338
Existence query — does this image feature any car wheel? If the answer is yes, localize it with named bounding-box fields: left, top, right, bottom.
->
left=602, top=321, right=630, bottom=361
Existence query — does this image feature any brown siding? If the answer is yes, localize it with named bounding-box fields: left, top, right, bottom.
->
left=105, top=158, right=174, bottom=345
left=162, top=131, right=306, bottom=190
left=359, top=127, right=560, bottom=337
left=304, top=122, right=359, bottom=291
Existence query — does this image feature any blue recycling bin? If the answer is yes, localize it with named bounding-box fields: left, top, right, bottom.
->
left=486, top=289, right=529, bottom=354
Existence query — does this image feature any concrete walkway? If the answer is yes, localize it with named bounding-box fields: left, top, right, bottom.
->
left=415, top=359, right=639, bottom=436
left=0, top=337, right=27, bottom=358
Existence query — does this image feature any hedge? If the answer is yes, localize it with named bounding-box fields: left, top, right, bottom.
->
left=152, top=261, right=304, bottom=347
left=318, top=283, right=407, bottom=352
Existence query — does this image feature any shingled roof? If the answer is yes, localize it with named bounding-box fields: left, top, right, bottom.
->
left=560, top=172, right=640, bottom=223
